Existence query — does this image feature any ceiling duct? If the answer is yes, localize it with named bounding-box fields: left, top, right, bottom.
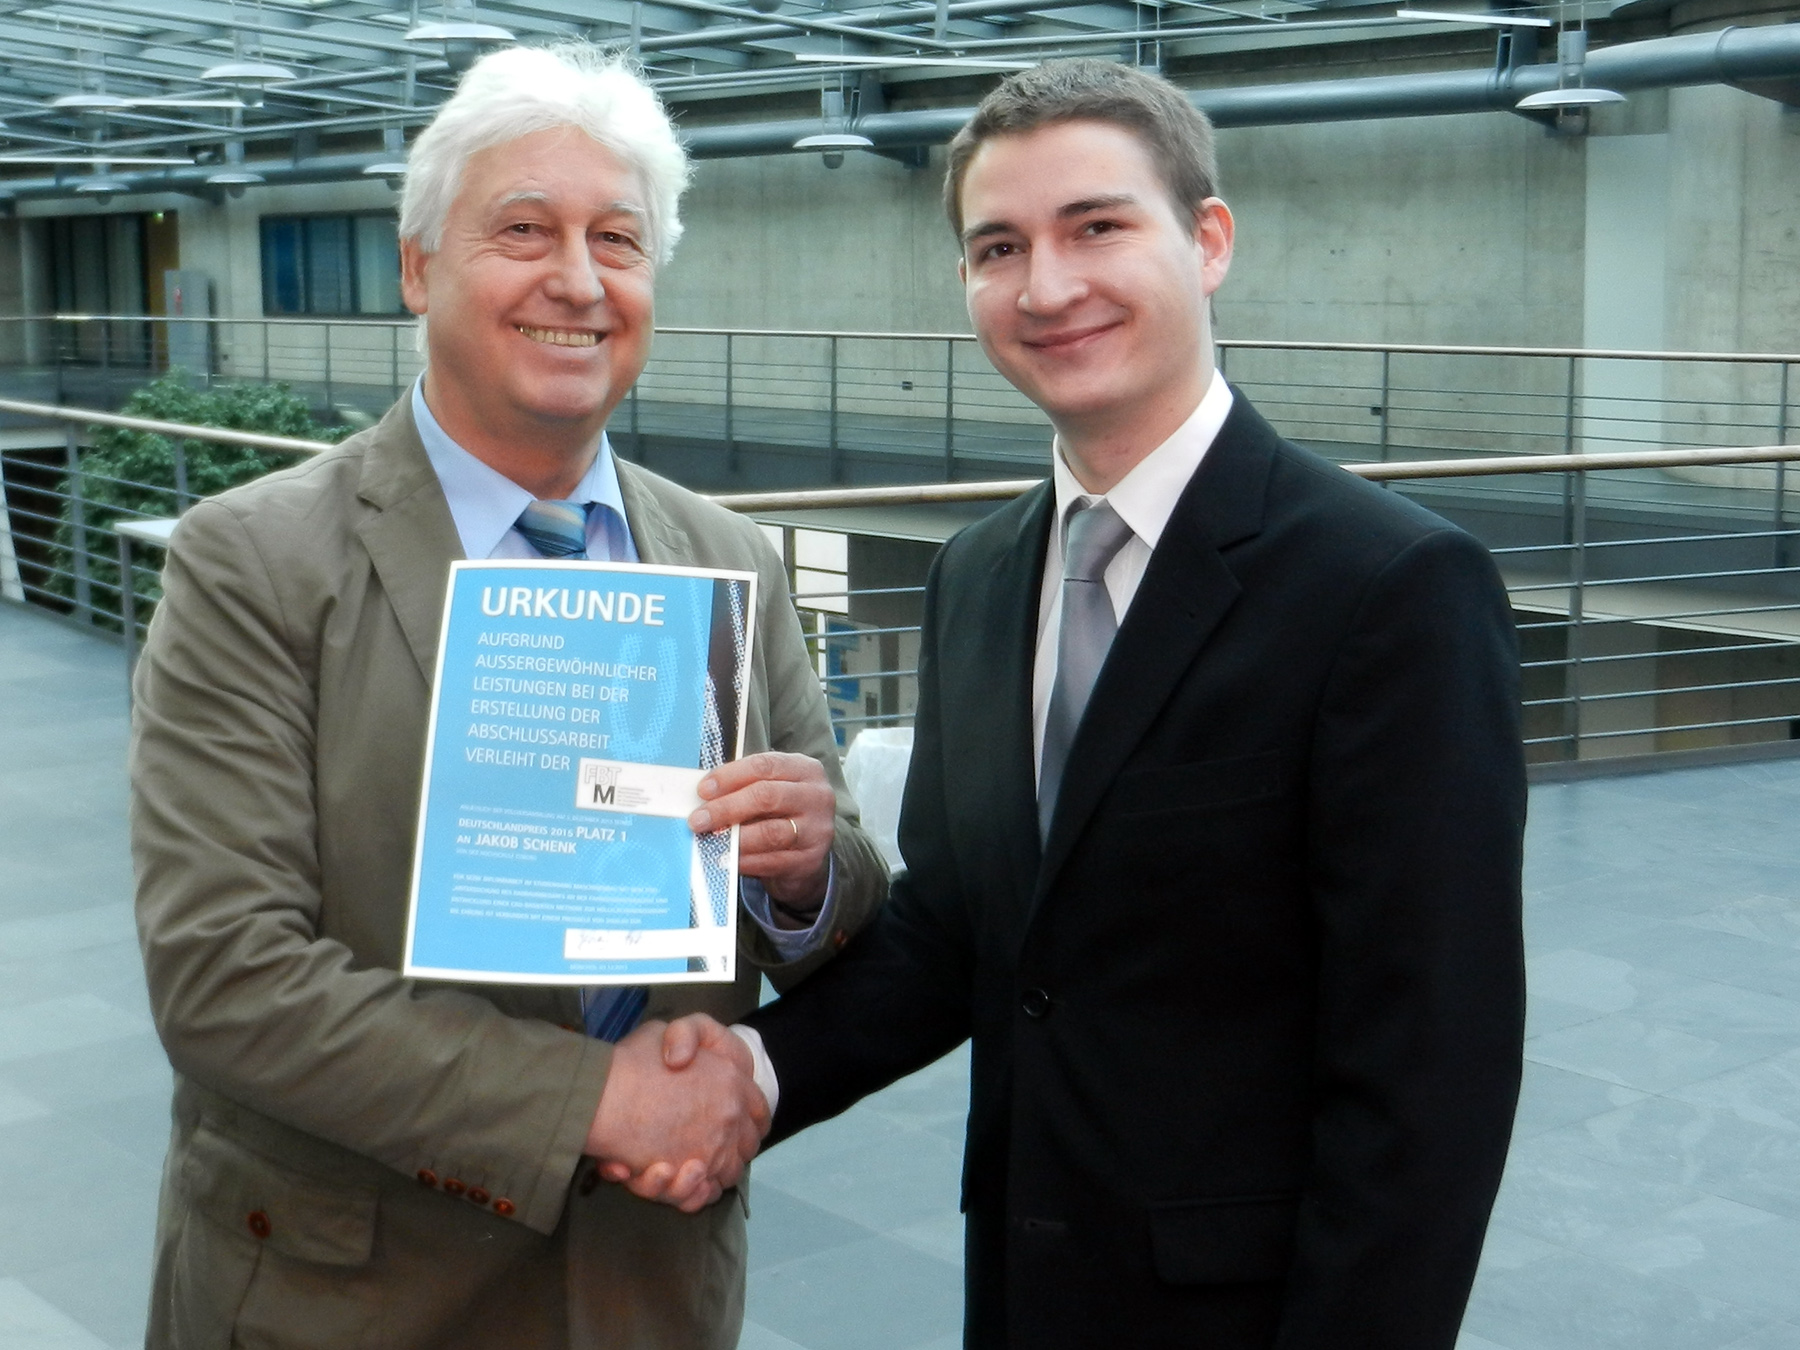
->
left=2, top=23, right=1798, bottom=201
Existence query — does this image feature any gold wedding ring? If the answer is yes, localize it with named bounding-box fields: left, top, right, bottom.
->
left=787, top=817, right=800, bottom=847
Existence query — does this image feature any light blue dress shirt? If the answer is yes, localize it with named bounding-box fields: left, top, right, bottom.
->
left=411, top=378, right=832, bottom=960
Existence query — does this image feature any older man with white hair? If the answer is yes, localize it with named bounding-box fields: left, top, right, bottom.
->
left=129, top=43, right=886, bottom=1350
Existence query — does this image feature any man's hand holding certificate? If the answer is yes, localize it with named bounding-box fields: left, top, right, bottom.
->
left=691, top=751, right=837, bottom=916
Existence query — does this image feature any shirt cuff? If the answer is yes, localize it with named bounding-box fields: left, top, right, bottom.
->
left=740, top=858, right=838, bottom=963
left=729, top=1024, right=779, bottom=1116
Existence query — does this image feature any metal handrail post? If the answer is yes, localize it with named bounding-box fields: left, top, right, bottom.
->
left=1561, top=354, right=1578, bottom=545
left=64, top=427, right=91, bottom=623
left=828, top=335, right=841, bottom=483
left=1378, top=349, right=1391, bottom=461
left=323, top=323, right=334, bottom=410
left=1777, top=362, right=1792, bottom=568
left=118, top=532, right=138, bottom=678
left=172, top=432, right=191, bottom=513
left=724, top=332, right=735, bottom=453
left=943, top=339, right=956, bottom=481
left=1564, top=466, right=1589, bottom=760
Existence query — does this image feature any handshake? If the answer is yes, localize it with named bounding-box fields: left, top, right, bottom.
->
left=584, top=1013, right=771, bottom=1213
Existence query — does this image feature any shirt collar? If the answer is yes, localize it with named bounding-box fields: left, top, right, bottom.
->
left=411, top=376, right=630, bottom=560
left=1050, top=367, right=1234, bottom=550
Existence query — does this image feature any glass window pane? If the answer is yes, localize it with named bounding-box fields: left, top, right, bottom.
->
left=261, top=218, right=306, bottom=315
left=70, top=217, right=108, bottom=313
left=304, top=216, right=354, bottom=315
left=106, top=214, right=145, bottom=314
left=354, top=215, right=401, bottom=314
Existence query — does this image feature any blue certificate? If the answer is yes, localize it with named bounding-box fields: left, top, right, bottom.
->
left=403, top=560, right=758, bottom=985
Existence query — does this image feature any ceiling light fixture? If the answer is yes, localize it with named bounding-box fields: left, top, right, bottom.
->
left=201, top=61, right=298, bottom=108
left=206, top=169, right=264, bottom=197
left=793, top=131, right=874, bottom=168
left=404, top=20, right=515, bottom=75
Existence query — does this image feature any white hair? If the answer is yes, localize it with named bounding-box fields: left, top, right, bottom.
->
left=400, top=43, right=690, bottom=267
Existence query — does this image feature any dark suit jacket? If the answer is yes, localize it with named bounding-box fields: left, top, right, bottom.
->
left=748, top=395, right=1527, bottom=1349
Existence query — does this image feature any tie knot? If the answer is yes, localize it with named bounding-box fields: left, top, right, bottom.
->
left=1062, top=501, right=1133, bottom=584
left=516, top=500, right=592, bottom=560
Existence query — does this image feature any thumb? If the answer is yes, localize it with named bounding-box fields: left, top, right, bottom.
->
left=662, top=1014, right=708, bottom=1069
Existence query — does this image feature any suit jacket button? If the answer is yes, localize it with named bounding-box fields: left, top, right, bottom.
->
left=494, top=1198, right=516, bottom=1217
left=416, top=1169, right=438, bottom=1188
left=443, top=1177, right=467, bottom=1196
left=468, top=1187, right=491, bottom=1206
left=246, top=1211, right=272, bottom=1239
left=832, top=930, right=849, bottom=950
left=1021, top=988, right=1052, bottom=1019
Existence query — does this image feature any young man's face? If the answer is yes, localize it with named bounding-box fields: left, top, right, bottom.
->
left=958, top=119, right=1233, bottom=459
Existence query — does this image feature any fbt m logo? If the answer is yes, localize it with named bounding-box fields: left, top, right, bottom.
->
left=586, top=765, right=620, bottom=806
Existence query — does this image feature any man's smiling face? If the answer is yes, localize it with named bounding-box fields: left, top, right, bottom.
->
left=957, top=118, right=1231, bottom=468
left=402, top=124, right=655, bottom=457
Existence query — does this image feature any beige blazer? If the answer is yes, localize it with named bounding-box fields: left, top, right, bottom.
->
left=129, top=397, right=887, bottom=1350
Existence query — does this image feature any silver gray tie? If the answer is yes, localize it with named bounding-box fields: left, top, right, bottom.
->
left=1039, top=500, right=1134, bottom=841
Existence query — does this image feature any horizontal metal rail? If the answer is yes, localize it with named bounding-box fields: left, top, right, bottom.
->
left=23, top=316, right=1800, bottom=366
left=6, top=395, right=1799, bottom=502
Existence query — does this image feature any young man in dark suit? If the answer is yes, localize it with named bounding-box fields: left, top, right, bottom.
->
left=646, top=58, right=1527, bottom=1348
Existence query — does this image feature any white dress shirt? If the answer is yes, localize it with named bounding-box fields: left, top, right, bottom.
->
left=1032, top=369, right=1235, bottom=781
left=410, top=379, right=834, bottom=971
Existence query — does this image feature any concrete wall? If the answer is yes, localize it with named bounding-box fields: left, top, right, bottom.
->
left=658, top=148, right=968, bottom=333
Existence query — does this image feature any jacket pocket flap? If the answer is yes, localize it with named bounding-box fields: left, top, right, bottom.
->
left=1148, top=1194, right=1297, bottom=1286
left=1113, top=751, right=1284, bottom=817
left=180, top=1123, right=377, bottom=1267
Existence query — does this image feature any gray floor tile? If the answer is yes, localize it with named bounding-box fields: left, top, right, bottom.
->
left=16, top=1242, right=155, bottom=1350
left=1526, top=1011, right=1781, bottom=1096
left=753, top=1125, right=965, bottom=1236
left=1578, top=1195, right=1800, bottom=1321
left=0, top=1031, right=172, bottom=1113
left=746, top=1182, right=880, bottom=1274
left=0, top=1278, right=111, bottom=1350
left=1463, top=1248, right=1770, bottom=1350
left=0, top=993, right=154, bottom=1065
left=736, top=1321, right=810, bottom=1350
left=1511, top=1061, right=1648, bottom=1139
left=1718, top=1323, right=1800, bottom=1349
left=1491, top=1132, right=1715, bottom=1252
left=747, top=1235, right=961, bottom=1350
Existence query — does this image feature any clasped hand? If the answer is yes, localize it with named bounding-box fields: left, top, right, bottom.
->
left=585, top=1014, right=767, bottom=1212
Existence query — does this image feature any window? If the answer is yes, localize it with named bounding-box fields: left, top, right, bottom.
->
left=260, top=212, right=404, bottom=316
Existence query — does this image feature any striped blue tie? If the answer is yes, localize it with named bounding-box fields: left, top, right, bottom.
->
left=513, top=498, right=650, bottom=1043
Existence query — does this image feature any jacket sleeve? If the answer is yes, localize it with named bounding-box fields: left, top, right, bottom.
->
left=736, top=522, right=889, bottom=989
left=1277, top=527, right=1527, bottom=1348
left=131, top=499, right=610, bottom=1237
left=747, top=544, right=977, bottom=1141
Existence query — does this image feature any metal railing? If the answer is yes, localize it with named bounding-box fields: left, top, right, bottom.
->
left=6, top=391, right=1800, bottom=769
left=5, top=315, right=1798, bottom=493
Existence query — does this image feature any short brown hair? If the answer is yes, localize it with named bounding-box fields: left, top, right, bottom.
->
left=943, top=59, right=1219, bottom=236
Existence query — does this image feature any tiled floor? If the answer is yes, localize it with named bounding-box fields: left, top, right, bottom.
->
left=5, top=596, right=1800, bottom=1349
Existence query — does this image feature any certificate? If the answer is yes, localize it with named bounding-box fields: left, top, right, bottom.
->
left=403, top=560, right=758, bottom=986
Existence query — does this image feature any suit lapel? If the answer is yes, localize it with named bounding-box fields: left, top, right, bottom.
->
left=956, top=486, right=1055, bottom=907
left=1034, top=396, right=1278, bottom=899
left=614, top=460, right=693, bottom=565
left=354, top=401, right=465, bottom=682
